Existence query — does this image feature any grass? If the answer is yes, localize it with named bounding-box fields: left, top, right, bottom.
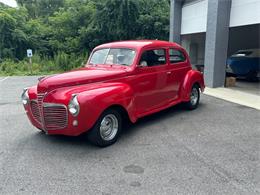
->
left=0, top=59, right=62, bottom=76
left=0, top=71, right=61, bottom=76
left=0, top=53, right=87, bottom=76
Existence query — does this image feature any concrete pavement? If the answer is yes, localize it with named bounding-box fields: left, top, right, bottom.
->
left=0, top=76, right=259, bottom=195
left=204, top=87, right=260, bottom=110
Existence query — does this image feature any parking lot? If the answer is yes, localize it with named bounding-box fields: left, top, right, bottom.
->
left=0, top=76, right=259, bottom=195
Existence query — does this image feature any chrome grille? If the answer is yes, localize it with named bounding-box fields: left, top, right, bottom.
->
left=37, top=93, right=45, bottom=112
left=30, top=101, right=41, bottom=123
left=30, top=93, right=68, bottom=131
left=43, top=104, right=68, bottom=130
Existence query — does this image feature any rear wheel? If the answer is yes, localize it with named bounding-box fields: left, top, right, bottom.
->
left=185, top=84, right=200, bottom=110
left=87, top=109, right=122, bottom=147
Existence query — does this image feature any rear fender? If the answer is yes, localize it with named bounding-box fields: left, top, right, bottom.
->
left=180, top=70, right=205, bottom=102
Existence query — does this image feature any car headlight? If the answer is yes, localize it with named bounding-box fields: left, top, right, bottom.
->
left=68, top=94, right=80, bottom=116
left=21, top=88, right=29, bottom=105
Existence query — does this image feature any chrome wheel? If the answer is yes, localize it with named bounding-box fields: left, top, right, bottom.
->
left=100, top=114, right=119, bottom=141
left=190, top=87, right=199, bottom=106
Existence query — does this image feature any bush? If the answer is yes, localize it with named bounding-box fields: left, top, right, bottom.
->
left=0, top=59, right=28, bottom=75
left=54, top=52, right=88, bottom=71
left=0, top=58, right=51, bottom=76
left=54, top=51, right=70, bottom=70
left=0, top=52, right=89, bottom=76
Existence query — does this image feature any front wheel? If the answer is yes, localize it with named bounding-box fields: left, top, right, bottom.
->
left=87, top=109, right=122, bottom=147
left=185, top=84, right=200, bottom=110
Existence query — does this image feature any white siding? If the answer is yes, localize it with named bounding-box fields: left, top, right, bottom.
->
left=181, top=0, right=208, bottom=35
left=230, top=0, right=260, bottom=27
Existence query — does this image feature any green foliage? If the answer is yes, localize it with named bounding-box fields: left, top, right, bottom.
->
left=94, top=0, right=139, bottom=40
left=0, top=0, right=170, bottom=75
left=17, top=0, right=64, bottom=18
left=137, top=0, right=170, bottom=39
left=0, top=58, right=60, bottom=76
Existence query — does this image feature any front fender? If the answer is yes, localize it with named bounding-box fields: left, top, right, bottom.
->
left=180, top=70, right=205, bottom=102
left=45, top=82, right=135, bottom=135
left=77, top=82, right=136, bottom=128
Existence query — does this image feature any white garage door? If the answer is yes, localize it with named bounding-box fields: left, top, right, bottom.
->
left=181, top=0, right=208, bottom=35
left=230, top=0, right=260, bottom=27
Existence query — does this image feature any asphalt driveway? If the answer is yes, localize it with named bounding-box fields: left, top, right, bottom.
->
left=0, top=76, right=259, bottom=195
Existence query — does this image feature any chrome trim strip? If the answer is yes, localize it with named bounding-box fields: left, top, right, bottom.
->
left=43, top=103, right=67, bottom=108
left=30, top=99, right=41, bottom=124
left=37, top=92, right=47, bottom=131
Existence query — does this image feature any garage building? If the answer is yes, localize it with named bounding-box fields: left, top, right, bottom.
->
left=170, top=0, right=260, bottom=87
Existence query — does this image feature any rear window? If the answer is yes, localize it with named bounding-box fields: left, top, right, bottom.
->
left=169, top=49, right=186, bottom=63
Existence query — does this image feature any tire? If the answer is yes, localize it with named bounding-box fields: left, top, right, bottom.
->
left=185, top=84, right=200, bottom=110
left=87, top=109, right=122, bottom=147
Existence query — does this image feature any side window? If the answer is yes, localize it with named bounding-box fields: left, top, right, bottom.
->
left=169, top=49, right=186, bottom=64
left=139, top=49, right=166, bottom=67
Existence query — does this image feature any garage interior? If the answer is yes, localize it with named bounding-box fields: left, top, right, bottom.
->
left=227, top=24, right=260, bottom=95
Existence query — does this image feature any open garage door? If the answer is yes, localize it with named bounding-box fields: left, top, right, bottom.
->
left=181, top=33, right=206, bottom=71
left=226, top=24, right=260, bottom=95
left=230, top=0, right=260, bottom=27
left=228, top=24, right=260, bottom=56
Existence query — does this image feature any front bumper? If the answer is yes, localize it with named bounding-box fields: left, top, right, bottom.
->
left=23, top=101, right=89, bottom=136
left=226, top=64, right=234, bottom=74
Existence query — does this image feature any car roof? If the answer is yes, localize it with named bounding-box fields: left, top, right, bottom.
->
left=235, top=48, right=260, bottom=57
left=237, top=48, right=260, bottom=53
left=94, top=40, right=181, bottom=50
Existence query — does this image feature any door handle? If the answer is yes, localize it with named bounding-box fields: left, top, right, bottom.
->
left=166, top=71, right=172, bottom=75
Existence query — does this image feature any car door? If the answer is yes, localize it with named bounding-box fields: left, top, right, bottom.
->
left=165, top=48, right=191, bottom=101
left=132, top=48, right=170, bottom=115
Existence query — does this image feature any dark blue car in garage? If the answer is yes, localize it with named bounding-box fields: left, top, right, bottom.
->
left=226, top=49, right=260, bottom=80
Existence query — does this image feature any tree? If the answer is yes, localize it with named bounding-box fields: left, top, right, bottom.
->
left=0, top=0, right=170, bottom=68
left=0, top=6, right=30, bottom=60
left=17, top=0, right=64, bottom=18
left=94, top=0, right=139, bottom=40
left=0, top=10, right=16, bottom=59
left=137, top=0, right=170, bottom=40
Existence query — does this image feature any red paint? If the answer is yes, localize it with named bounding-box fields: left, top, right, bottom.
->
left=23, top=40, right=205, bottom=136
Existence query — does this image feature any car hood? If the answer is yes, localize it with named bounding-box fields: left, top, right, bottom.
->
left=37, top=67, right=127, bottom=93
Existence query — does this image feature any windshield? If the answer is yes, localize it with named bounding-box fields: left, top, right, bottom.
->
left=89, top=48, right=136, bottom=66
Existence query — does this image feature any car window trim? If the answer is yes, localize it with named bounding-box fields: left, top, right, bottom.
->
left=169, top=48, right=187, bottom=64
left=138, top=47, right=168, bottom=68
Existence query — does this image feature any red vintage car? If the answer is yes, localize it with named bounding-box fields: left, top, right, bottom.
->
left=22, top=40, right=205, bottom=147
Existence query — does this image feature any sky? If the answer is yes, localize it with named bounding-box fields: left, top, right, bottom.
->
left=0, top=0, right=17, bottom=7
